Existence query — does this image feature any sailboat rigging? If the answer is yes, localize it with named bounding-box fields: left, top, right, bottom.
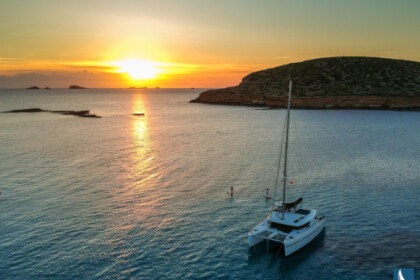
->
left=248, top=78, right=326, bottom=256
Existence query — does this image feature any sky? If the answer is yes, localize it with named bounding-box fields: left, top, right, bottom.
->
left=0, top=0, right=419, bottom=88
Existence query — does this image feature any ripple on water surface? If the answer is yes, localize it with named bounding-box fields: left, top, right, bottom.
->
left=0, top=90, right=419, bottom=279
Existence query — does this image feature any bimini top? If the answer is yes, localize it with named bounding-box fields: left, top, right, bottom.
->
left=283, top=197, right=303, bottom=211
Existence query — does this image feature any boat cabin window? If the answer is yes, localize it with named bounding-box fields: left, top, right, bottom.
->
left=295, top=209, right=311, bottom=215
left=270, top=221, right=310, bottom=233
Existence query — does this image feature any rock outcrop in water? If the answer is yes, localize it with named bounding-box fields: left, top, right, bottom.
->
left=4, top=108, right=101, bottom=118
left=191, top=57, right=420, bottom=110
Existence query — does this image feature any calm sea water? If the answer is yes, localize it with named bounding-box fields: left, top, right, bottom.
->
left=0, top=89, right=419, bottom=279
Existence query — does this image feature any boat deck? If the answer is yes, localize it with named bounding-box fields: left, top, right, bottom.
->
left=255, top=230, right=287, bottom=243
left=270, top=208, right=316, bottom=227
left=295, top=209, right=311, bottom=215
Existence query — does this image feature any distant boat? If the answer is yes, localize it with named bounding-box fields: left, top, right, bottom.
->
left=132, top=113, right=145, bottom=116
left=248, top=78, right=326, bottom=256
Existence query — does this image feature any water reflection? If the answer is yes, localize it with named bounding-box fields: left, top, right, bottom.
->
left=131, top=94, right=154, bottom=187
left=109, top=95, right=162, bottom=237
left=129, top=95, right=167, bottom=232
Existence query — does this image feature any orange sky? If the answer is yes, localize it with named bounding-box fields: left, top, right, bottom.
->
left=1, top=0, right=419, bottom=88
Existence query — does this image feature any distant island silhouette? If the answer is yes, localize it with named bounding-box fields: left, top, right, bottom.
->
left=191, top=56, right=420, bottom=110
left=69, top=85, right=86, bottom=89
left=26, top=86, right=51, bottom=90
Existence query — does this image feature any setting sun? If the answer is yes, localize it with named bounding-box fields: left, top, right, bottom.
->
left=113, top=59, right=160, bottom=80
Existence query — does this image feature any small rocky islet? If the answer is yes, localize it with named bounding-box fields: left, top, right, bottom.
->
left=25, top=85, right=86, bottom=90
left=4, top=108, right=101, bottom=118
left=191, top=56, right=420, bottom=110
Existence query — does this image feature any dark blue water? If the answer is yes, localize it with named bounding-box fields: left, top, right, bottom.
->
left=0, top=89, right=419, bottom=279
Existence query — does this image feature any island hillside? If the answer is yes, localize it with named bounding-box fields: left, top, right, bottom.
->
left=191, top=57, right=420, bottom=110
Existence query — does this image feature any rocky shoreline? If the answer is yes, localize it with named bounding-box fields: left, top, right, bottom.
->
left=191, top=57, right=420, bottom=111
left=191, top=95, right=420, bottom=111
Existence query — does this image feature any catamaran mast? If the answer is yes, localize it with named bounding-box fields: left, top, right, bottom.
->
left=281, top=78, right=293, bottom=219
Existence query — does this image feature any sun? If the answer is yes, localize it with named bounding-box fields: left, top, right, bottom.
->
left=113, top=59, right=160, bottom=80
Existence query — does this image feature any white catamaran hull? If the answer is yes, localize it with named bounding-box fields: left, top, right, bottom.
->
left=283, top=218, right=325, bottom=256
left=248, top=217, right=272, bottom=247
left=248, top=215, right=326, bottom=256
left=248, top=234, right=266, bottom=248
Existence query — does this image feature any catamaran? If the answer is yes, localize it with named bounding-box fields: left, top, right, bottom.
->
left=248, top=78, right=326, bottom=256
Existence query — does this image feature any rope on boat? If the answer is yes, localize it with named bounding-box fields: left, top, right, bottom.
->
left=274, top=242, right=284, bottom=258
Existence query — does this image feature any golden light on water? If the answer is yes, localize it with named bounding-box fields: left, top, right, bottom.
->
left=111, top=95, right=163, bottom=233
left=130, top=95, right=158, bottom=187
left=132, top=95, right=149, bottom=146
left=133, top=117, right=148, bottom=145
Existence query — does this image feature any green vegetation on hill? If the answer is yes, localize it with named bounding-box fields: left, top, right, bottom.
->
left=192, top=57, right=420, bottom=110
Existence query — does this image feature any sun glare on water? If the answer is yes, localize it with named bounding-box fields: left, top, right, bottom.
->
left=113, top=59, right=160, bottom=80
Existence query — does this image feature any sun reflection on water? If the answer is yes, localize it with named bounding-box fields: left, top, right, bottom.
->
left=131, top=95, right=154, bottom=185
left=131, top=113, right=158, bottom=186
left=108, top=94, right=167, bottom=245
left=129, top=95, right=168, bottom=232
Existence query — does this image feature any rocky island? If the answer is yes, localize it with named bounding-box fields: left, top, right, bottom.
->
left=191, top=57, right=420, bottom=110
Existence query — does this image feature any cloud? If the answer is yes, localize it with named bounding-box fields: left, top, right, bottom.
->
left=0, top=57, right=24, bottom=63
left=0, top=58, right=265, bottom=88
left=62, top=64, right=116, bottom=72
left=0, top=71, right=125, bottom=88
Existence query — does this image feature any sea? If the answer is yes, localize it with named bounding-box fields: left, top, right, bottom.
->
left=0, top=88, right=419, bottom=280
